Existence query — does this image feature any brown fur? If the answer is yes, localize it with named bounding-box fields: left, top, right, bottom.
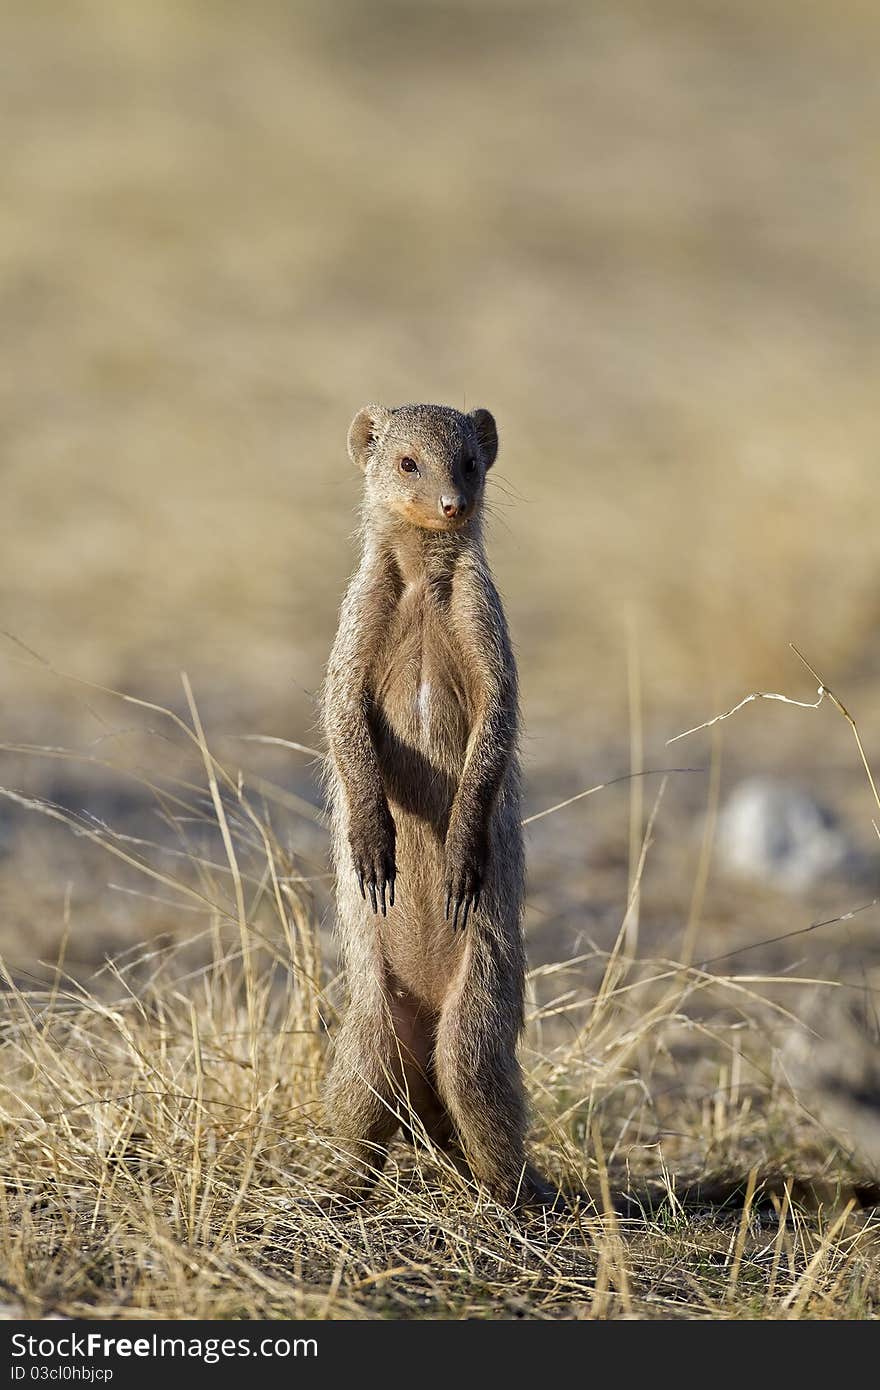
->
left=321, top=403, right=552, bottom=1206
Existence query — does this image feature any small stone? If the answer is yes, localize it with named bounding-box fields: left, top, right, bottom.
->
left=716, top=776, right=858, bottom=892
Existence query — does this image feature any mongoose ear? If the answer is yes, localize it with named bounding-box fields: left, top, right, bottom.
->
left=347, top=404, right=392, bottom=470
left=469, top=408, right=498, bottom=468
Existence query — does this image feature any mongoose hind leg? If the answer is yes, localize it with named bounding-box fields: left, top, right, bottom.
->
left=433, top=933, right=533, bottom=1207
left=387, top=985, right=458, bottom=1154
left=323, top=998, right=401, bottom=1202
left=324, top=975, right=461, bottom=1201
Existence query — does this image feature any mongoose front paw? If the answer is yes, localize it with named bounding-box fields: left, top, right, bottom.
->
left=348, top=804, right=396, bottom=916
left=443, top=827, right=488, bottom=932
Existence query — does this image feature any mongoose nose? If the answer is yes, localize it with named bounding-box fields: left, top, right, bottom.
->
left=440, top=494, right=467, bottom=519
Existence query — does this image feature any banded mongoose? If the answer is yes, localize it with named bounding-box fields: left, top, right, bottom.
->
left=322, top=402, right=552, bottom=1206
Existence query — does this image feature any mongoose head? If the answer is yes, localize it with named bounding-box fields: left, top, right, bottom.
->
left=347, top=403, right=498, bottom=532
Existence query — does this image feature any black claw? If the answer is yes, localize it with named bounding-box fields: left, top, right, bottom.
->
left=445, top=891, right=451, bottom=921
left=389, top=877, right=395, bottom=908
left=357, top=872, right=365, bottom=900
left=461, top=897, right=471, bottom=932
left=368, top=881, right=377, bottom=914
left=452, top=896, right=462, bottom=932
left=379, top=880, right=387, bottom=916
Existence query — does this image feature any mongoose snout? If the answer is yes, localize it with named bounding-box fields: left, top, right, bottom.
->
left=440, top=492, right=468, bottom=519
left=321, top=401, right=556, bottom=1209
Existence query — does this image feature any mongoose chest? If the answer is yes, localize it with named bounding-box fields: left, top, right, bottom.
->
left=370, top=581, right=474, bottom=767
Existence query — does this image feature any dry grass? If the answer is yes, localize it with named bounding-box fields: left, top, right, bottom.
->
left=1, top=680, right=878, bottom=1321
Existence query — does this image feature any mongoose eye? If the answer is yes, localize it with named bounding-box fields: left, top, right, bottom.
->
left=464, top=458, right=477, bottom=474
left=399, top=457, right=419, bottom=475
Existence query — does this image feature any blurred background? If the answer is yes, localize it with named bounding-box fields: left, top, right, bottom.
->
left=2, top=0, right=880, bottom=978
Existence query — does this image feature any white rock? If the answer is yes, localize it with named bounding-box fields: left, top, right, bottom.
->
left=717, top=776, right=855, bottom=892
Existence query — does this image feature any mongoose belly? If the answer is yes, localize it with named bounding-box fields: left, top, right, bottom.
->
left=371, top=613, right=472, bottom=824
left=370, top=642, right=473, bottom=1005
